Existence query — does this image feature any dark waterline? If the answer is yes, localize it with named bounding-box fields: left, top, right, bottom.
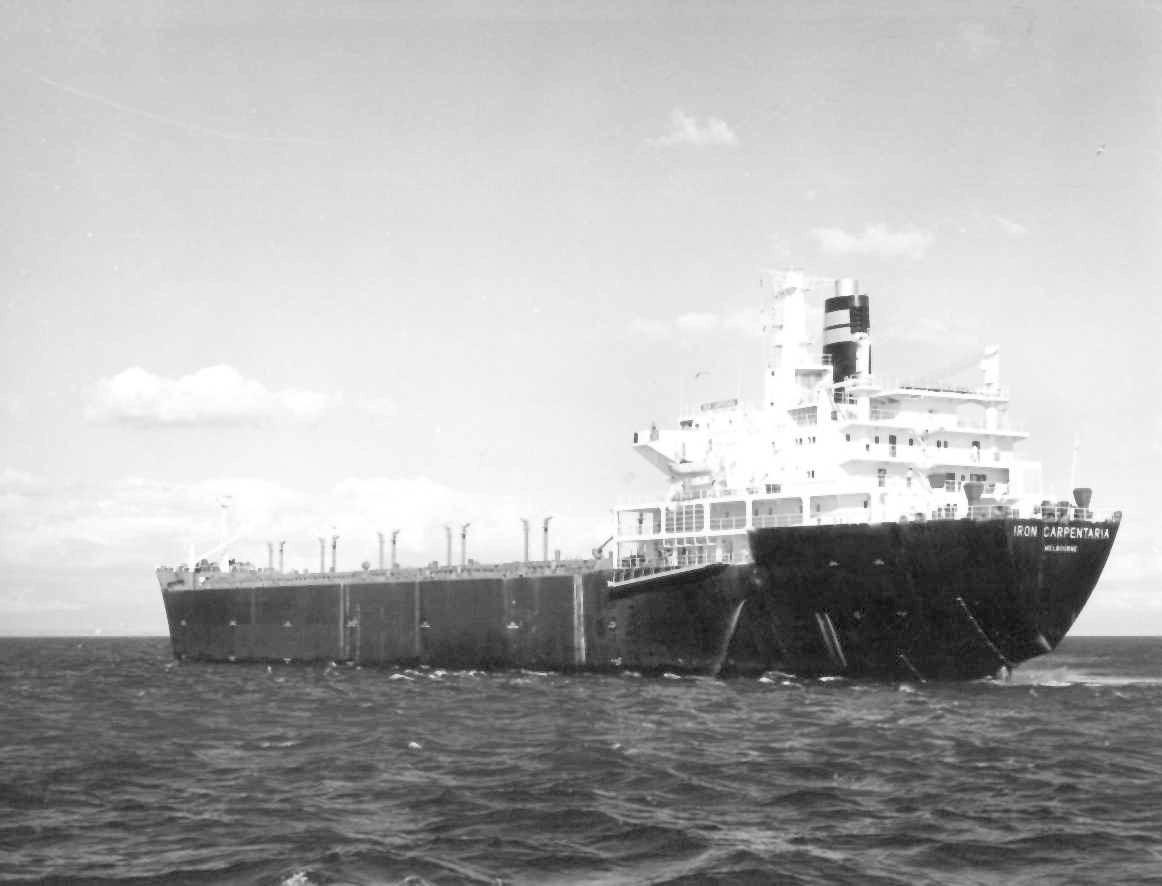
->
left=3, top=636, right=1162, bottom=885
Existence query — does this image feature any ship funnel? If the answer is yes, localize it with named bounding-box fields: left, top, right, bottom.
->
left=542, top=516, right=553, bottom=563
left=823, top=279, right=871, bottom=384
left=377, top=531, right=385, bottom=570
left=963, top=481, right=984, bottom=506
left=391, top=529, right=400, bottom=570
left=1073, top=487, right=1092, bottom=509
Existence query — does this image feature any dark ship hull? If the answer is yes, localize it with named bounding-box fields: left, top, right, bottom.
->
left=162, top=516, right=1118, bottom=681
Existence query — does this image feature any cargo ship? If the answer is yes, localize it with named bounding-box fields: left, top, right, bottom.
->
left=159, top=271, right=1120, bottom=680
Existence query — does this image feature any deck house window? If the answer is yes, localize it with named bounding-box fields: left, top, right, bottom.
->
left=877, top=468, right=886, bottom=487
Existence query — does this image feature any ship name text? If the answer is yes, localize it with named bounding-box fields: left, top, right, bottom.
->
left=1012, top=524, right=1111, bottom=540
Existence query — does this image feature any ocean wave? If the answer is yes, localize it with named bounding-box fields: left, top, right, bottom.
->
left=2, top=636, right=1162, bottom=885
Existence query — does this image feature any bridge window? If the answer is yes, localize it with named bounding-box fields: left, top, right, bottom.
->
left=877, top=468, right=886, bottom=487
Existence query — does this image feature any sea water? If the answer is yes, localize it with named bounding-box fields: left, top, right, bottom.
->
left=2, top=636, right=1161, bottom=885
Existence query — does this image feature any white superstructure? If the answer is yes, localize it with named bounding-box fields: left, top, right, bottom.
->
left=613, top=271, right=1047, bottom=572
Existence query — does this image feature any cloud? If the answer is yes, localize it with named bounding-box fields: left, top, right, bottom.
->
left=357, top=396, right=397, bottom=420
left=675, top=312, right=721, bottom=333
left=994, top=215, right=1028, bottom=238
left=0, top=468, right=41, bottom=493
left=958, top=22, right=1003, bottom=59
left=810, top=224, right=934, bottom=260
left=0, top=468, right=48, bottom=514
left=652, top=109, right=738, bottom=148
left=0, top=587, right=87, bottom=614
left=0, top=472, right=604, bottom=574
left=876, top=314, right=980, bottom=349
left=629, top=316, right=673, bottom=340
left=86, top=365, right=340, bottom=427
left=631, top=306, right=764, bottom=341
left=722, top=306, right=763, bottom=335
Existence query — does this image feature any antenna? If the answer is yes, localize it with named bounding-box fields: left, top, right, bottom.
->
left=460, top=522, right=471, bottom=567
left=542, top=515, right=554, bottom=563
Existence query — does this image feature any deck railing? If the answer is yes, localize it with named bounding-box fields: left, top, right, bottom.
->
left=611, top=550, right=745, bottom=584
left=706, top=516, right=748, bottom=530
left=1030, top=505, right=1122, bottom=523
left=752, top=513, right=804, bottom=528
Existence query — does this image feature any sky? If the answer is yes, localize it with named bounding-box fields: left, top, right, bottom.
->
left=1, top=1, right=1159, bottom=636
